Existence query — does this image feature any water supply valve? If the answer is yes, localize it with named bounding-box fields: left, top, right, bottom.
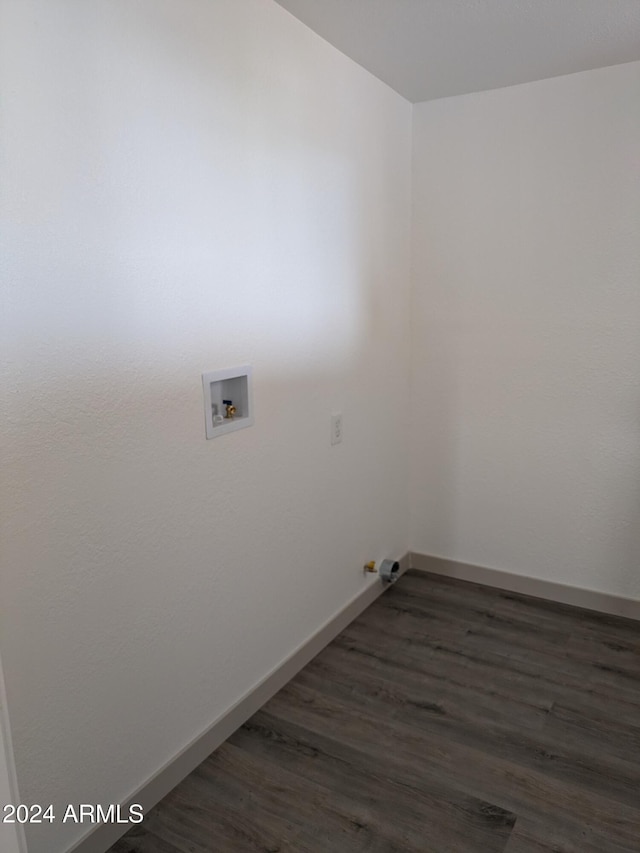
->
left=363, top=559, right=400, bottom=584
left=223, top=400, right=237, bottom=419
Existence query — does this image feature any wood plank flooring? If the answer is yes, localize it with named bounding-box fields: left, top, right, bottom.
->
left=110, top=570, right=640, bottom=852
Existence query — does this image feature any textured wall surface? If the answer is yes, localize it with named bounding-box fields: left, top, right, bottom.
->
left=3, top=4, right=639, bottom=850
left=410, top=61, right=640, bottom=597
left=0, top=2, right=411, bottom=851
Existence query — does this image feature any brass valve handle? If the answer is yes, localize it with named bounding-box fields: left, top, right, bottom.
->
left=223, top=400, right=237, bottom=419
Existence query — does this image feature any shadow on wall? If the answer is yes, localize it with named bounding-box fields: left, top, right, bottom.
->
left=411, top=305, right=640, bottom=599
left=0, top=2, right=411, bottom=851
left=409, top=65, right=640, bottom=600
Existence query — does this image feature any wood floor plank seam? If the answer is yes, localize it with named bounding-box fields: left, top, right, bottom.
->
left=110, top=570, right=640, bottom=853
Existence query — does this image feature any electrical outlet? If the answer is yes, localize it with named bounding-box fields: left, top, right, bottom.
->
left=331, top=412, right=343, bottom=445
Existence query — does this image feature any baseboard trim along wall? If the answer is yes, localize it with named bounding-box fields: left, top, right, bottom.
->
left=0, top=650, right=27, bottom=853
left=68, top=554, right=410, bottom=853
left=410, top=553, right=640, bottom=622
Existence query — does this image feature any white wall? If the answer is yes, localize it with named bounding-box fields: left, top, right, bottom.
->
left=0, top=2, right=411, bottom=851
left=410, top=61, right=640, bottom=598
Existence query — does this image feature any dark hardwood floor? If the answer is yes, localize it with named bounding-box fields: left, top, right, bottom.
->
left=110, top=569, right=640, bottom=852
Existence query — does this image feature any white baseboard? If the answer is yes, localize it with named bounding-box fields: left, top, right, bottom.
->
left=68, top=554, right=409, bottom=853
left=0, top=649, right=27, bottom=853
left=410, top=553, right=640, bottom=622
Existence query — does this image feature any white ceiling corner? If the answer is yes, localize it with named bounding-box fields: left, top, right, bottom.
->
left=273, top=0, right=640, bottom=102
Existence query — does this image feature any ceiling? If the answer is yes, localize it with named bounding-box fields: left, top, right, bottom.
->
left=273, top=0, right=640, bottom=103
